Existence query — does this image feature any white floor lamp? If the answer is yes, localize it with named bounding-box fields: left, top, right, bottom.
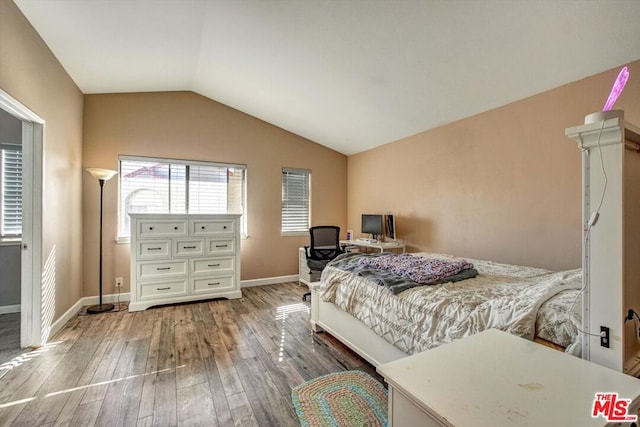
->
left=86, top=167, right=118, bottom=314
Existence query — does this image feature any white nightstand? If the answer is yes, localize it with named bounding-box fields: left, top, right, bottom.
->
left=378, top=329, right=640, bottom=426
left=298, top=247, right=321, bottom=285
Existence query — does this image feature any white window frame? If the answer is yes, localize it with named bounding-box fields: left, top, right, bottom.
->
left=118, top=155, right=247, bottom=241
left=0, top=143, right=22, bottom=239
left=281, top=168, right=311, bottom=236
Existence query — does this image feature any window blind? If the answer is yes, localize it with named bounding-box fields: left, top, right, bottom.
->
left=1, top=146, right=22, bottom=237
left=281, top=168, right=310, bottom=233
left=119, top=156, right=246, bottom=238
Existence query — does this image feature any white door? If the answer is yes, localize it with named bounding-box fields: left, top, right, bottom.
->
left=0, top=89, right=44, bottom=348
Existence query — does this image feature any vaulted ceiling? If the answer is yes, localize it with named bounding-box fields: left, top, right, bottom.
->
left=14, top=0, right=640, bottom=155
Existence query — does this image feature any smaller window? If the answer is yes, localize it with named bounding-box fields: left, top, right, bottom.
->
left=281, top=168, right=310, bottom=234
left=0, top=144, right=22, bottom=238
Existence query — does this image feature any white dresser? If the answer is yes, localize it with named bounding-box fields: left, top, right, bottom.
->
left=129, top=213, right=242, bottom=312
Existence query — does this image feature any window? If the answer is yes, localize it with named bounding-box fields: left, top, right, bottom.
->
left=281, top=168, right=310, bottom=234
left=118, top=156, right=246, bottom=238
left=0, top=144, right=22, bottom=238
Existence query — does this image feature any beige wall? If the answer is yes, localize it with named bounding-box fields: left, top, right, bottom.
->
left=4, top=0, right=639, bottom=313
left=0, top=0, right=84, bottom=321
left=82, top=91, right=347, bottom=296
left=348, top=60, right=640, bottom=271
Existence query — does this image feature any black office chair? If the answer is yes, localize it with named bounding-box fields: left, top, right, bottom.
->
left=302, top=226, right=344, bottom=301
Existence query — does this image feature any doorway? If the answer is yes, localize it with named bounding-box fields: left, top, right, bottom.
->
left=0, top=108, right=22, bottom=364
left=0, top=88, right=44, bottom=352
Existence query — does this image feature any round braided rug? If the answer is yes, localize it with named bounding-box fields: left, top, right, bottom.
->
left=291, top=370, right=388, bottom=427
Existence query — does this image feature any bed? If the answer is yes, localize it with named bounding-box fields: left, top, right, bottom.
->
left=309, top=252, right=582, bottom=367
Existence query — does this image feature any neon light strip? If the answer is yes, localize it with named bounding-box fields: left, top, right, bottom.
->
left=603, top=66, right=629, bottom=111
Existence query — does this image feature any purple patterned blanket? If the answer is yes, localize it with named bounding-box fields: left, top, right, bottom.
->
left=358, top=253, right=474, bottom=284
left=328, top=252, right=477, bottom=294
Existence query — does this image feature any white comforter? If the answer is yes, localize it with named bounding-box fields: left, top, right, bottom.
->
left=319, top=253, right=581, bottom=355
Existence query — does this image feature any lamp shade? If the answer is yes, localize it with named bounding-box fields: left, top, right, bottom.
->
left=86, top=168, right=117, bottom=181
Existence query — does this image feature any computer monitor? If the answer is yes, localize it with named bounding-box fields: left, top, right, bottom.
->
left=361, top=214, right=383, bottom=240
left=385, top=214, right=396, bottom=240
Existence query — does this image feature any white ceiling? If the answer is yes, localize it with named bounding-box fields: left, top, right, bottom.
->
left=14, top=0, right=640, bottom=155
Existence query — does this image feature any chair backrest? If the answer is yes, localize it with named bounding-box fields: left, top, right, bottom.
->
left=308, top=226, right=342, bottom=261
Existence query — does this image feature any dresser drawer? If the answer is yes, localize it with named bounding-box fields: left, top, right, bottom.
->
left=206, top=238, right=235, bottom=255
left=137, top=259, right=188, bottom=280
left=137, top=220, right=188, bottom=238
left=174, top=239, right=205, bottom=257
left=191, top=219, right=235, bottom=237
left=191, top=275, right=235, bottom=295
left=191, top=257, right=235, bottom=275
left=137, top=240, right=171, bottom=259
left=138, top=279, right=188, bottom=300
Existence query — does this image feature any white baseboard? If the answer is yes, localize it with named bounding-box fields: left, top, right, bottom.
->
left=0, top=304, right=20, bottom=314
left=48, top=292, right=131, bottom=340
left=81, top=292, right=131, bottom=306
left=48, top=298, right=85, bottom=340
left=241, top=274, right=299, bottom=288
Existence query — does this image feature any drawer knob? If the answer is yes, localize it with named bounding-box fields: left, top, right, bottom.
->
left=174, top=226, right=178, bottom=230
left=157, top=287, right=171, bottom=291
left=208, top=263, right=221, bottom=267
left=208, top=282, right=221, bottom=286
left=201, top=226, right=205, bottom=230
left=149, top=226, right=154, bottom=230
left=223, top=226, right=227, bottom=229
left=156, top=267, right=171, bottom=271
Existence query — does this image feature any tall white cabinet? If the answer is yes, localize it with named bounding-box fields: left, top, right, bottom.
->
left=129, top=213, right=242, bottom=312
left=566, top=116, right=640, bottom=373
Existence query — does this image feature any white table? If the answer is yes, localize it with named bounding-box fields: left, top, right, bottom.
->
left=377, top=329, right=640, bottom=426
left=340, top=239, right=405, bottom=253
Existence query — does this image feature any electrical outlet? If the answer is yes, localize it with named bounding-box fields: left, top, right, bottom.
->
left=601, top=326, right=610, bottom=348
left=115, top=277, right=123, bottom=288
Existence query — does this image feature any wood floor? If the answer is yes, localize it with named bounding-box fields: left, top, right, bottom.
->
left=0, top=312, right=21, bottom=370
left=0, top=283, right=380, bottom=426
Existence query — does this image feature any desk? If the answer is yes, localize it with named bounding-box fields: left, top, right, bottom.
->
left=378, top=329, right=640, bottom=427
left=340, top=240, right=405, bottom=253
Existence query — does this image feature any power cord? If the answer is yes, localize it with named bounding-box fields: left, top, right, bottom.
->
left=625, top=309, right=640, bottom=323
left=113, top=284, right=122, bottom=312
left=588, top=119, right=609, bottom=228
left=569, top=119, right=608, bottom=339
left=625, top=309, right=640, bottom=338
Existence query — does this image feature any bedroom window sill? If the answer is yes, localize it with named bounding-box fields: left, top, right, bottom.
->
left=115, top=236, right=130, bottom=244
